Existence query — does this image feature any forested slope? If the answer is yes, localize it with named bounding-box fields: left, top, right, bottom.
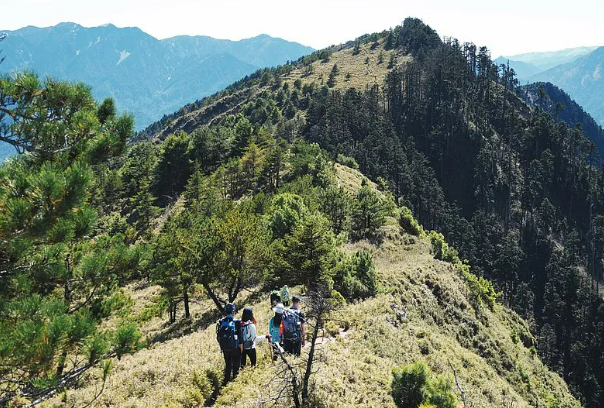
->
left=520, top=81, right=604, bottom=158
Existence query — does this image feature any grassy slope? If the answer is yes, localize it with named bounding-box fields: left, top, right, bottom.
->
left=152, top=38, right=408, bottom=140
left=46, top=165, right=580, bottom=408
left=282, top=39, right=408, bottom=92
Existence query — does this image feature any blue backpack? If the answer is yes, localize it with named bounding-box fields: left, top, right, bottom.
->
left=282, top=310, right=301, bottom=341
left=217, top=318, right=239, bottom=350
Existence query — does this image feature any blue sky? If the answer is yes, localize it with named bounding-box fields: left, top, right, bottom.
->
left=2, top=0, right=603, bottom=57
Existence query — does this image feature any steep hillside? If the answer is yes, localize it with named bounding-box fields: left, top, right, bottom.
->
left=139, top=37, right=409, bottom=140
left=0, top=22, right=313, bottom=132
left=42, top=165, right=579, bottom=408
left=520, top=81, right=604, bottom=158
left=530, top=47, right=604, bottom=126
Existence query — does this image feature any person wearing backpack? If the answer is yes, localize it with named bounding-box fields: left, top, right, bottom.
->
left=281, top=285, right=291, bottom=306
left=290, top=295, right=306, bottom=350
left=268, top=303, right=285, bottom=360
left=268, top=303, right=285, bottom=344
left=270, top=289, right=281, bottom=306
left=240, top=307, right=271, bottom=367
left=281, top=306, right=303, bottom=356
left=216, top=303, right=243, bottom=385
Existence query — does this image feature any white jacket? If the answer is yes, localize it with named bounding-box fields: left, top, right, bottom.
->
left=242, top=320, right=268, bottom=349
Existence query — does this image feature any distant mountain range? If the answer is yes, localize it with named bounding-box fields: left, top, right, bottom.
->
left=495, top=46, right=598, bottom=82
left=530, top=47, right=604, bottom=127
left=493, top=57, right=542, bottom=82
left=0, top=22, right=314, bottom=133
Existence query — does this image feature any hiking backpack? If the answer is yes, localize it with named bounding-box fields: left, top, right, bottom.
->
left=217, top=318, right=239, bottom=350
left=241, top=322, right=255, bottom=350
left=282, top=310, right=301, bottom=341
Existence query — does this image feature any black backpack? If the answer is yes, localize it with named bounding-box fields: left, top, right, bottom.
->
left=217, top=318, right=239, bottom=351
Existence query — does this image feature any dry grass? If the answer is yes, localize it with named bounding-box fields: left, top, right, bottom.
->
left=46, top=234, right=580, bottom=408
left=284, top=39, right=410, bottom=92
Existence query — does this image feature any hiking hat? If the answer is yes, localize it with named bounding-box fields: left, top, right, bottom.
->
left=292, top=295, right=301, bottom=302
left=272, top=303, right=285, bottom=314
left=225, top=303, right=236, bottom=314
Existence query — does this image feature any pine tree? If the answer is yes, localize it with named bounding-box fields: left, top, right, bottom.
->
left=282, top=212, right=335, bottom=289
left=351, top=180, right=393, bottom=239
left=327, top=64, right=339, bottom=88
left=0, top=73, right=141, bottom=402
left=153, top=132, right=192, bottom=204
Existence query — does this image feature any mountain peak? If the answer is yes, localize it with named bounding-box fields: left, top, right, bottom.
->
left=0, top=23, right=314, bottom=134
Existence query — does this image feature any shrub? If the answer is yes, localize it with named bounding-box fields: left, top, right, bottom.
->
left=336, top=153, right=359, bottom=169
left=353, top=250, right=378, bottom=296
left=334, top=250, right=378, bottom=300
left=391, top=362, right=428, bottom=408
left=429, top=231, right=498, bottom=311
left=400, top=206, right=423, bottom=236
left=391, top=363, right=457, bottom=408
left=265, top=193, right=308, bottom=239
left=424, top=376, right=456, bottom=408
left=351, top=181, right=395, bottom=240
left=113, top=321, right=142, bottom=359
left=429, top=231, right=458, bottom=263
left=459, top=263, right=498, bottom=311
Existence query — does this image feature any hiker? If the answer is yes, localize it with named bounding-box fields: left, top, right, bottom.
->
left=216, top=303, right=243, bottom=385
left=270, top=289, right=281, bottom=306
left=268, top=303, right=285, bottom=344
left=268, top=303, right=285, bottom=359
left=289, top=295, right=306, bottom=350
left=281, top=285, right=291, bottom=306
left=240, top=307, right=271, bottom=367
left=282, top=300, right=303, bottom=356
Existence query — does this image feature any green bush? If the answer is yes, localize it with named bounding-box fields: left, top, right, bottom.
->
left=400, top=206, right=423, bottom=236
left=429, top=231, right=458, bottom=263
left=265, top=193, right=308, bottom=239
left=113, top=321, right=142, bottom=359
left=429, top=231, right=498, bottom=311
left=424, top=376, right=456, bottom=408
left=391, top=362, right=428, bottom=408
left=336, top=153, right=359, bottom=170
left=351, top=181, right=395, bottom=240
left=334, top=250, right=378, bottom=300
left=459, top=263, right=498, bottom=311
left=391, top=363, right=457, bottom=408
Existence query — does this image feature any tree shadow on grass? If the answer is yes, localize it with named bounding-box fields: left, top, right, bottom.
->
left=146, top=288, right=267, bottom=345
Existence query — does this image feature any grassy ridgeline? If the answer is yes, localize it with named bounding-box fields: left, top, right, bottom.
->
left=46, top=166, right=579, bottom=408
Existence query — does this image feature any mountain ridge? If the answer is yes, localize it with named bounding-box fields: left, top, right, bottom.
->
left=503, top=45, right=599, bottom=71
left=0, top=22, right=314, bottom=135
left=530, top=46, right=604, bottom=126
